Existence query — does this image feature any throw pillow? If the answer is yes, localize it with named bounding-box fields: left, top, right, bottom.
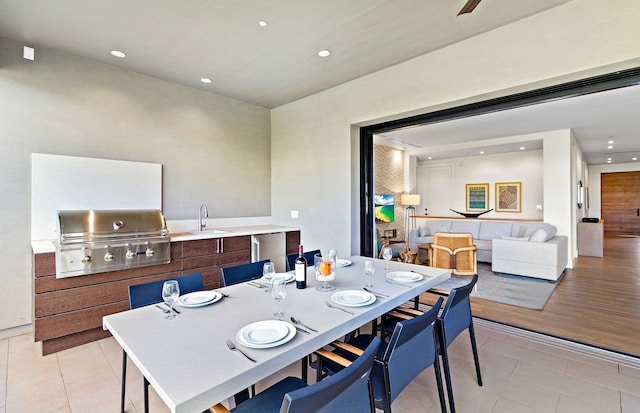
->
left=529, top=228, right=549, bottom=242
left=500, top=235, right=530, bottom=241
left=418, top=226, right=427, bottom=237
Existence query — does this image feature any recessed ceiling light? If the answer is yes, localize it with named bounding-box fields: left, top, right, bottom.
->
left=479, top=151, right=485, bottom=155
left=110, top=50, right=126, bottom=58
left=520, top=146, right=525, bottom=150
left=200, top=78, right=212, bottom=84
left=633, top=157, right=638, bottom=161
left=607, top=160, right=612, bottom=163
left=608, top=139, right=614, bottom=144
left=317, top=49, right=331, bottom=57
left=258, top=20, right=268, bottom=27
left=607, top=145, right=613, bottom=149
left=427, top=156, right=432, bottom=160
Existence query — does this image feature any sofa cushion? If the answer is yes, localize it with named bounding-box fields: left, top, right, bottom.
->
left=418, top=226, right=427, bottom=237
left=513, top=223, right=557, bottom=239
left=529, top=227, right=557, bottom=242
left=474, top=239, right=492, bottom=251
left=479, top=221, right=513, bottom=240
left=426, top=220, right=452, bottom=235
left=450, top=220, right=480, bottom=238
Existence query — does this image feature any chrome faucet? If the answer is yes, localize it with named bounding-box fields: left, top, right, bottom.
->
left=199, top=204, right=209, bottom=231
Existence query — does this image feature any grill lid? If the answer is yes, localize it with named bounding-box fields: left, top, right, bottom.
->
left=57, top=209, right=168, bottom=243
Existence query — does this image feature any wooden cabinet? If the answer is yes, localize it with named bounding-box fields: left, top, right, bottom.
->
left=33, top=235, right=255, bottom=355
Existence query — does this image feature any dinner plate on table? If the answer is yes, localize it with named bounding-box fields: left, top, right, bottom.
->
left=386, top=271, right=423, bottom=283
left=236, top=320, right=296, bottom=349
left=261, top=273, right=295, bottom=284
left=336, top=259, right=352, bottom=267
left=330, top=290, right=376, bottom=307
left=175, top=291, right=222, bottom=307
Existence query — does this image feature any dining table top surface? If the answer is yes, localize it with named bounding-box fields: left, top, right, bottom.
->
left=102, top=256, right=451, bottom=413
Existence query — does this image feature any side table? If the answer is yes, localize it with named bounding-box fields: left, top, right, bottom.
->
left=417, top=243, right=430, bottom=264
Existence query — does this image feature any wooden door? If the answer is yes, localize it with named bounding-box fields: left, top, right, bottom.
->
left=601, top=171, right=640, bottom=235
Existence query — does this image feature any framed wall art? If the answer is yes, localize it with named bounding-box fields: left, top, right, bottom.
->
left=465, top=183, right=489, bottom=211
left=374, top=194, right=395, bottom=223
left=495, top=181, right=522, bottom=212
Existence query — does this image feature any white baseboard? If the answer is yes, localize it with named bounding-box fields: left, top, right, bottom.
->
left=0, top=323, right=33, bottom=340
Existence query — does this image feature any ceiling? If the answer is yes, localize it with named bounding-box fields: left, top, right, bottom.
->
left=376, top=82, right=640, bottom=165
left=1, top=0, right=637, bottom=166
left=0, top=0, right=571, bottom=108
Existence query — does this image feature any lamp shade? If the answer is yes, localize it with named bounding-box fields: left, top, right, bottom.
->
left=400, top=194, right=421, bottom=206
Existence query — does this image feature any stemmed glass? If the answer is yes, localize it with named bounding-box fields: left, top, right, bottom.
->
left=271, top=279, right=287, bottom=320
left=364, top=259, right=375, bottom=287
left=263, top=262, right=276, bottom=293
left=162, top=280, right=180, bottom=320
left=381, top=246, right=393, bottom=270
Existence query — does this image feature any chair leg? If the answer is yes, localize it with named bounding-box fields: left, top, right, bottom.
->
left=121, top=350, right=127, bottom=413
left=439, top=341, right=456, bottom=413
left=433, top=356, right=448, bottom=413
left=468, top=323, right=483, bottom=386
left=143, top=376, right=150, bottom=413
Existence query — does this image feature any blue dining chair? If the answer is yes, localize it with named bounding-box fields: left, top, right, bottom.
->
left=121, top=272, right=203, bottom=413
left=210, top=336, right=381, bottom=413
left=313, top=298, right=446, bottom=412
left=221, top=259, right=270, bottom=286
left=285, top=249, right=320, bottom=271
left=437, top=274, right=482, bottom=413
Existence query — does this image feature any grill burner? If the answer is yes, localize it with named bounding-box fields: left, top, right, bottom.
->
left=55, top=209, right=171, bottom=278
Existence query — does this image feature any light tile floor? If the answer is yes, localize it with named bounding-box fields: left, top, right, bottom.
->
left=2, top=320, right=639, bottom=413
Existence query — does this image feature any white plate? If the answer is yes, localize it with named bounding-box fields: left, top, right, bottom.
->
left=386, top=271, right=423, bottom=283
left=236, top=321, right=296, bottom=349
left=261, top=273, right=295, bottom=284
left=336, top=259, right=352, bottom=267
left=331, top=290, right=376, bottom=307
left=175, top=291, right=222, bottom=307
left=241, top=320, right=289, bottom=344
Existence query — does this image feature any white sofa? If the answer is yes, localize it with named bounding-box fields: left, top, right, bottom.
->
left=409, top=218, right=568, bottom=281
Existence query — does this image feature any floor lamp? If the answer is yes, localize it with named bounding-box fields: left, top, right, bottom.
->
left=400, top=194, right=421, bottom=245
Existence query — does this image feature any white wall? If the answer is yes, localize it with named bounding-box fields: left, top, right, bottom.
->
left=271, top=0, right=640, bottom=261
left=414, top=150, right=544, bottom=220
left=0, top=37, right=270, bottom=331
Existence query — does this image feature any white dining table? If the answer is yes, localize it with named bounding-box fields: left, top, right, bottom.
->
left=102, top=256, right=450, bottom=413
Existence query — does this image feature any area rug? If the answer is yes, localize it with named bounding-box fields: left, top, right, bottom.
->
left=429, top=263, right=560, bottom=310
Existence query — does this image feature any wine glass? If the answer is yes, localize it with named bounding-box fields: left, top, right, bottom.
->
left=162, top=280, right=180, bottom=320
left=271, top=279, right=287, bottom=320
left=263, top=261, right=276, bottom=293
left=314, top=253, right=336, bottom=292
left=381, top=246, right=393, bottom=270
left=364, top=259, right=375, bottom=287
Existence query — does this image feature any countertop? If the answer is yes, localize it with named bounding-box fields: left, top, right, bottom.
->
left=31, top=224, right=299, bottom=254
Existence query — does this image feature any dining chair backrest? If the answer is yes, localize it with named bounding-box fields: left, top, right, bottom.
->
left=282, top=336, right=380, bottom=413
left=439, top=274, right=477, bottom=346
left=382, top=297, right=444, bottom=404
left=221, top=259, right=270, bottom=286
left=285, top=249, right=320, bottom=271
left=127, top=272, right=203, bottom=309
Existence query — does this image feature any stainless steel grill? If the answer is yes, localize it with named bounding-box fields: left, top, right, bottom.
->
left=55, top=209, right=171, bottom=278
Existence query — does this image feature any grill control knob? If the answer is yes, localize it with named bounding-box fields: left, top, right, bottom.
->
left=126, top=250, right=135, bottom=259
left=146, top=248, right=155, bottom=257
left=81, top=255, right=92, bottom=264
left=104, top=251, right=115, bottom=262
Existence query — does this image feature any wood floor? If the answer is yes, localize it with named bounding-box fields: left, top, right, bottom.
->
left=420, top=235, right=640, bottom=358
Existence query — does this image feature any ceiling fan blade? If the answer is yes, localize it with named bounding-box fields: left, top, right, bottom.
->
left=458, top=0, right=482, bottom=15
